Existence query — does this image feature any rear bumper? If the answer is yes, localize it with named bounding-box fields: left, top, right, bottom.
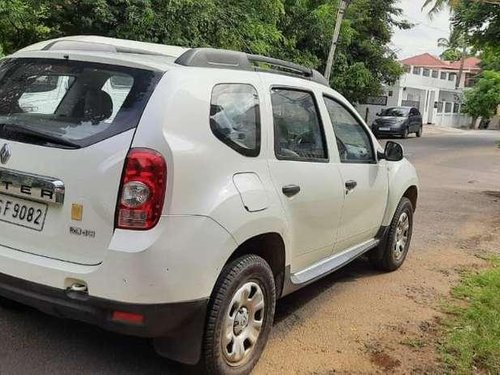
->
left=0, top=271, right=208, bottom=364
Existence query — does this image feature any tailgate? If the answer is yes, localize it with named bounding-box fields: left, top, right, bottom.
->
left=0, top=56, right=162, bottom=265
left=0, top=134, right=132, bottom=265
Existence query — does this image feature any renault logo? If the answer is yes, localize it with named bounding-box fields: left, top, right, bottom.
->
left=0, top=144, right=11, bottom=165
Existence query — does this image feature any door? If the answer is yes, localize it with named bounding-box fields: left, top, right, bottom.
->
left=266, top=87, right=344, bottom=271
left=323, top=96, right=389, bottom=251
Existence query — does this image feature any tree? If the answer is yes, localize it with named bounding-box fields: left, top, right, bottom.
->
left=462, top=70, right=500, bottom=127
left=0, top=0, right=52, bottom=55
left=422, top=0, right=462, bottom=17
left=275, top=0, right=410, bottom=103
left=0, top=0, right=410, bottom=104
left=452, top=0, right=500, bottom=49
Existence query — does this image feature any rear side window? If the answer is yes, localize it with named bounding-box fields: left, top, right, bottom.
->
left=323, top=97, right=374, bottom=163
left=0, top=58, right=161, bottom=148
left=210, top=84, right=261, bottom=157
left=271, top=88, right=327, bottom=161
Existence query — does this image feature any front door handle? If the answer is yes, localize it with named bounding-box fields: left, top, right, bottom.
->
left=345, top=180, right=357, bottom=193
left=282, top=184, right=301, bottom=197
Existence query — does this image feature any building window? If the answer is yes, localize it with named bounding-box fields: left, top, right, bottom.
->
left=440, top=72, right=447, bottom=80
left=453, top=103, right=460, bottom=113
left=445, top=102, right=452, bottom=113
left=388, top=90, right=393, bottom=97
left=448, top=73, right=456, bottom=81
left=431, top=70, right=439, bottom=78
left=465, top=73, right=477, bottom=87
left=423, top=68, right=430, bottom=77
left=413, top=67, right=421, bottom=75
left=404, top=65, right=411, bottom=73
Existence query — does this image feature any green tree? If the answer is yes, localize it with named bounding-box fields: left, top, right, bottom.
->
left=0, top=0, right=410, bottom=103
left=0, top=0, right=52, bottom=55
left=275, top=0, right=411, bottom=103
left=462, top=70, right=500, bottom=127
left=452, top=0, right=500, bottom=49
left=422, top=0, right=461, bottom=17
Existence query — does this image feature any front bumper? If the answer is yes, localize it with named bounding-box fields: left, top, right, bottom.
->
left=0, top=271, right=208, bottom=364
left=372, top=125, right=405, bottom=136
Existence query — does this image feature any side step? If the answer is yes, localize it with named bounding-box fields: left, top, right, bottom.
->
left=290, top=239, right=379, bottom=285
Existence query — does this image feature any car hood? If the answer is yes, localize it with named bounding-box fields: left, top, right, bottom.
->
left=374, top=116, right=406, bottom=124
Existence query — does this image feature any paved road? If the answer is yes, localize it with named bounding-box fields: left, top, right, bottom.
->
left=0, top=128, right=498, bottom=374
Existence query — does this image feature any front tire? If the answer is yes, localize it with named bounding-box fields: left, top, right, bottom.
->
left=401, top=127, right=409, bottom=139
left=203, top=255, right=276, bottom=375
left=370, top=197, right=414, bottom=272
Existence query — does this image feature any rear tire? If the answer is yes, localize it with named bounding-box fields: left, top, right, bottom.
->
left=203, top=255, right=276, bottom=375
left=416, top=126, right=423, bottom=137
left=370, top=197, right=414, bottom=272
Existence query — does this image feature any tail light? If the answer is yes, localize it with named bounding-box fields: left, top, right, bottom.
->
left=116, top=148, right=167, bottom=230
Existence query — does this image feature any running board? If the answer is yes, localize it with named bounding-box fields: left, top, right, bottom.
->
left=290, top=239, right=379, bottom=285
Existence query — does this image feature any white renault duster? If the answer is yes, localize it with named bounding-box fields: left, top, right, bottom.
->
left=0, top=36, right=418, bottom=374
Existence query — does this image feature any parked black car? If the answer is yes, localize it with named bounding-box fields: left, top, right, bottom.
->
left=371, top=106, right=423, bottom=138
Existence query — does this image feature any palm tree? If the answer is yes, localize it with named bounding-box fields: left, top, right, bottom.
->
left=422, top=0, right=461, bottom=18
left=425, top=1, right=469, bottom=88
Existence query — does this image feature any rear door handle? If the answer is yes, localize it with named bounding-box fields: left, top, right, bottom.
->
left=282, top=185, right=301, bottom=197
left=345, top=180, right=357, bottom=193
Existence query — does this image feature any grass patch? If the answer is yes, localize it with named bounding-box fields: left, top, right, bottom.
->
left=441, top=257, right=500, bottom=374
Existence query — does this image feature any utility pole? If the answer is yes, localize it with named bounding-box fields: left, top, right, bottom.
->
left=324, top=0, right=349, bottom=82
left=455, top=45, right=467, bottom=90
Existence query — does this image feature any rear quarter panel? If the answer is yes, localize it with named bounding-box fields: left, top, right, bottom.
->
left=130, top=67, right=291, bottom=264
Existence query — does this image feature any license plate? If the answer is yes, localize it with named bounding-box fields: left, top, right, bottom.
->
left=378, top=127, right=391, bottom=131
left=0, top=194, right=48, bottom=231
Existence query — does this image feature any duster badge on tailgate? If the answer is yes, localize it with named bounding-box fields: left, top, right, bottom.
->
left=0, top=168, right=65, bottom=205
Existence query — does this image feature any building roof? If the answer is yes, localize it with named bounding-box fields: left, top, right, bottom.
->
left=449, top=56, right=481, bottom=70
left=400, top=53, right=481, bottom=71
left=400, top=53, right=448, bottom=68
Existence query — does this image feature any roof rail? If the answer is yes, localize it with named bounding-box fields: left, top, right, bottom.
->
left=175, top=48, right=330, bottom=87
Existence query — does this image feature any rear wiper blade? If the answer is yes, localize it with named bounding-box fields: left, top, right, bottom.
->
left=0, top=123, right=81, bottom=149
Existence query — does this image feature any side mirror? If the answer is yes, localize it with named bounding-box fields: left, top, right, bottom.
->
left=379, top=141, right=404, bottom=162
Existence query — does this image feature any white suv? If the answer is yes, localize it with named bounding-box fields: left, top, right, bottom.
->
left=0, top=36, right=418, bottom=374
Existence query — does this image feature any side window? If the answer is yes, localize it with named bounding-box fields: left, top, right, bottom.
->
left=271, top=88, right=327, bottom=161
left=210, top=84, right=261, bottom=157
left=323, top=96, right=375, bottom=163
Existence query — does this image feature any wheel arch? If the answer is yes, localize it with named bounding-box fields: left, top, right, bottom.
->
left=382, top=158, right=419, bottom=227
left=226, top=232, right=287, bottom=298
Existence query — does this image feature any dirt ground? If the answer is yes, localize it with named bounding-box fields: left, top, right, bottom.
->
left=255, top=130, right=500, bottom=375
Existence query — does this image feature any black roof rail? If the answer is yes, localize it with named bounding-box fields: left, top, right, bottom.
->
left=175, top=48, right=330, bottom=87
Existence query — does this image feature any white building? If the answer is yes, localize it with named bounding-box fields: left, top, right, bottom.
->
left=357, top=53, right=481, bottom=128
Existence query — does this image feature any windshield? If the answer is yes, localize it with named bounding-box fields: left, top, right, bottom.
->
left=0, top=58, right=161, bottom=148
left=379, top=107, right=410, bottom=117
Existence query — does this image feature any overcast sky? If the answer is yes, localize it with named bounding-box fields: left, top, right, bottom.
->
left=391, top=0, right=452, bottom=59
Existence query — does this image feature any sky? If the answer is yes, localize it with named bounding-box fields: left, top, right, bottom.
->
left=391, top=0, right=452, bottom=60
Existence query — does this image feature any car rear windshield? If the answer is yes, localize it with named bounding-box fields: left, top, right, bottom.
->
left=0, top=58, right=162, bottom=148
left=379, top=107, right=410, bottom=117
